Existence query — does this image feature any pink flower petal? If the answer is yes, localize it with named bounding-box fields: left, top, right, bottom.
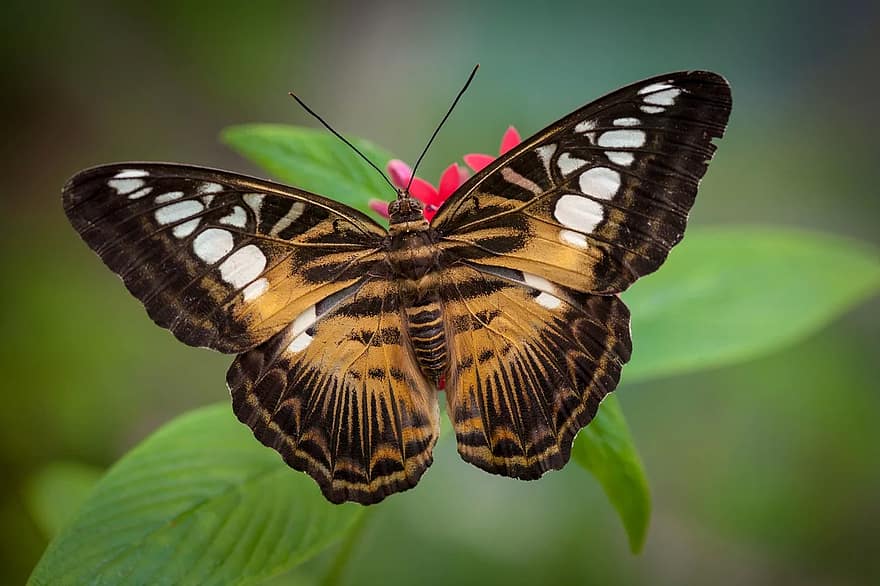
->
left=386, top=159, right=412, bottom=190
left=368, top=199, right=390, bottom=218
left=500, top=126, right=521, bottom=154
left=408, top=176, right=441, bottom=206
left=437, top=163, right=463, bottom=200
left=463, top=153, right=495, bottom=173
left=384, top=124, right=519, bottom=220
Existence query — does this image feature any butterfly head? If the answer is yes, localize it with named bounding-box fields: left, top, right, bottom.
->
left=388, top=190, right=429, bottom=235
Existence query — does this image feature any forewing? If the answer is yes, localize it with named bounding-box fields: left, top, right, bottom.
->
left=228, top=278, right=439, bottom=504
left=433, top=71, right=732, bottom=294
left=442, top=263, right=631, bottom=478
left=63, top=163, right=388, bottom=353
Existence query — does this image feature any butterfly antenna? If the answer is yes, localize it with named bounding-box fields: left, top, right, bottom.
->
left=406, top=64, right=480, bottom=194
left=288, top=91, right=397, bottom=193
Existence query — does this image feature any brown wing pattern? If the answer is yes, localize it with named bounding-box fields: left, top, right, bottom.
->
left=227, top=277, right=439, bottom=504
left=433, top=70, right=732, bottom=295
left=63, top=71, right=731, bottom=505
left=63, top=163, right=387, bottom=352
left=441, top=263, right=631, bottom=478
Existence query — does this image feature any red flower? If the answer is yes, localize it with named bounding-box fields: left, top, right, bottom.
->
left=369, top=126, right=521, bottom=221
left=463, top=126, right=521, bottom=172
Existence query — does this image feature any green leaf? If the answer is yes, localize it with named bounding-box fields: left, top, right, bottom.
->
left=30, top=404, right=363, bottom=586
left=571, top=226, right=878, bottom=553
left=572, top=396, right=651, bottom=553
left=25, top=461, right=103, bottom=539
left=222, top=124, right=395, bottom=222
left=623, top=226, right=880, bottom=381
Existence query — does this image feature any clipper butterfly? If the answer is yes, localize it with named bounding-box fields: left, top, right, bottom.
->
left=64, top=71, right=732, bottom=504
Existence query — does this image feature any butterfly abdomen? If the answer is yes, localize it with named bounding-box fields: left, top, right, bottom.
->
left=404, top=294, right=447, bottom=381
left=386, top=225, right=448, bottom=382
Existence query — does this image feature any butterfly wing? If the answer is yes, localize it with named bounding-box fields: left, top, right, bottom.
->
left=63, top=163, right=388, bottom=353
left=227, top=277, right=439, bottom=504
left=433, top=71, right=730, bottom=477
left=441, top=264, right=631, bottom=477
left=432, top=70, right=732, bottom=294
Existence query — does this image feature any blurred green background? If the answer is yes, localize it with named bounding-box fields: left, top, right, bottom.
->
left=2, top=0, right=878, bottom=584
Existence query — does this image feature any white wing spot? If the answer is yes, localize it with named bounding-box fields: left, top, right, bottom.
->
left=613, top=117, right=641, bottom=127
left=219, top=245, right=267, bottom=288
left=219, top=206, right=248, bottom=228
left=554, top=195, right=604, bottom=234
left=243, top=193, right=265, bottom=220
left=643, top=88, right=681, bottom=106
left=535, top=144, right=557, bottom=176
left=607, top=151, right=635, bottom=166
left=154, top=191, right=184, bottom=204
left=114, top=169, right=148, bottom=179
left=638, top=82, right=674, bottom=95
left=242, top=277, right=269, bottom=302
left=193, top=228, right=233, bottom=264
left=522, top=272, right=561, bottom=310
left=575, top=120, right=598, bottom=144
left=286, top=305, right=318, bottom=353
left=557, top=152, right=587, bottom=176
left=575, top=120, right=596, bottom=133
left=155, top=200, right=204, bottom=226
left=640, top=105, right=665, bottom=114
left=172, top=219, right=200, bottom=239
left=108, top=178, right=145, bottom=195
left=197, top=182, right=223, bottom=195
left=598, top=129, right=646, bottom=149
left=560, top=229, right=588, bottom=248
left=292, top=305, right=317, bottom=335
left=127, top=186, right=153, bottom=200
left=522, top=272, right=552, bottom=290
left=269, top=202, right=305, bottom=236
left=288, top=332, right=313, bottom=353
left=535, top=291, right=562, bottom=309
left=579, top=167, right=620, bottom=200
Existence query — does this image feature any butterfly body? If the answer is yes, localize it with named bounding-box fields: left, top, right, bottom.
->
left=64, top=71, right=731, bottom=504
left=386, top=198, right=440, bottom=281
left=380, top=195, right=449, bottom=380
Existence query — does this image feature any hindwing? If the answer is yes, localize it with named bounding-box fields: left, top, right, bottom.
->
left=63, top=163, right=387, bottom=352
left=227, top=277, right=439, bottom=504
left=433, top=70, right=732, bottom=294
left=440, top=263, right=631, bottom=477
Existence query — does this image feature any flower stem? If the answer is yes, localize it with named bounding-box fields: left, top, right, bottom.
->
left=320, top=507, right=375, bottom=586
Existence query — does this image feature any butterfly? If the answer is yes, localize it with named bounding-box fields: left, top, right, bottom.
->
left=63, top=71, right=732, bottom=505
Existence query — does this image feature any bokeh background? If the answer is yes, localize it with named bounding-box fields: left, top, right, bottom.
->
left=2, top=1, right=878, bottom=584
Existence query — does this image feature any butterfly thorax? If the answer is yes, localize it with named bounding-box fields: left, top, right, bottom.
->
left=386, top=193, right=439, bottom=279
left=386, top=194, right=447, bottom=382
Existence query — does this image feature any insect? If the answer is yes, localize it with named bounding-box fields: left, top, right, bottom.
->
left=63, top=70, right=731, bottom=505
